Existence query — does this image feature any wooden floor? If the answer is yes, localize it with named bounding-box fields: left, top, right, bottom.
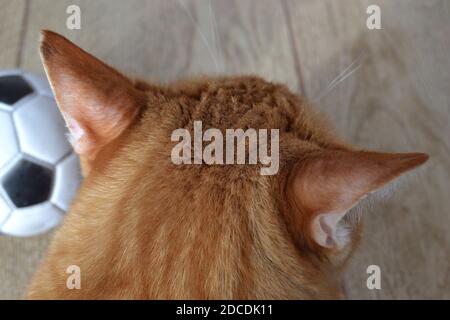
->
left=0, top=0, right=449, bottom=299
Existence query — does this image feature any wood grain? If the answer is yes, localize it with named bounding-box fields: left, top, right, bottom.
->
left=20, top=0, right=299, bottom=88
left=0, top=0, right=55, bottom=300
left=284, top=0, right=450, bottom=299
left=0, top=0, right=448, bottom=299
left=0, top=0, right=26, bottom=68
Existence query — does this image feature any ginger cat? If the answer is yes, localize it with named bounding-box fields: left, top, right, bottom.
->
left=27, top=31, right=428, bottom=299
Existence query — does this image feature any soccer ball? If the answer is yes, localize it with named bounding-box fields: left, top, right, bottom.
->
left=0, top=69, right=82, bottom=237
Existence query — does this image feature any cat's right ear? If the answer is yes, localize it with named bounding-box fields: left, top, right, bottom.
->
left=39, top=30, right=146, bottom=158
left=287, top=150, right=428, bottom=250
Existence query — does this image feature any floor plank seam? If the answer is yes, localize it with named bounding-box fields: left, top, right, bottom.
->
left=280, top=0, right=306, bottom=97
left=16, top=0, right=30, bottom=68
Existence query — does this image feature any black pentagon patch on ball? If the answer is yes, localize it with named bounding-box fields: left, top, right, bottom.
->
left=2, top=159, right=53, bottom=208
left=0, top=75, right=33, bottom=105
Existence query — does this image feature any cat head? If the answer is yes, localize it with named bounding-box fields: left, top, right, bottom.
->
left=40, top=30, right=428, bottom=298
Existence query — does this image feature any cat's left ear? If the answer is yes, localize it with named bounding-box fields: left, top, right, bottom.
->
left=288, top=150, right=428, bottom=249
left=39, top=30, right=146, bottom=158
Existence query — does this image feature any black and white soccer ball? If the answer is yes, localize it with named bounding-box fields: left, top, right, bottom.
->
left=0, top=70, right=82, bottom=237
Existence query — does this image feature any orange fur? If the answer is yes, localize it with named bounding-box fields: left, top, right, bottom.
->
left=27, top=31, right=428, bottom=299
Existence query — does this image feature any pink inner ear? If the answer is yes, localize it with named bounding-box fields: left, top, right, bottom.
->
left=40, top=30, right=145, bottom=158
left=312, top=212, right=347, bottom=248
left=65, top=114, right=85, bottom=145
left=291, top=150, right=428, bottom=249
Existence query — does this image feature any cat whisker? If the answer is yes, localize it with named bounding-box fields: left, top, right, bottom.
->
left=313, top=52, right=365, bottom=102
left=208, top=0, right=224, bottom=72
left=177, top=0, right=221, bottom=73
left=327, top=52, right=364, bottom=89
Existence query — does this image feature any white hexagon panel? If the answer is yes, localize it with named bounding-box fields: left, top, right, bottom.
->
left=0, top=70, right=83, bottom=237
left=14, top=95, right=72, bottom=165
left=51, top=153, right=83, bottom=212
left=0, top=110, right=18, bottom=170
left=0, top=194, right=11, bottom=226
left=1, top=202, right=63, bottom=237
